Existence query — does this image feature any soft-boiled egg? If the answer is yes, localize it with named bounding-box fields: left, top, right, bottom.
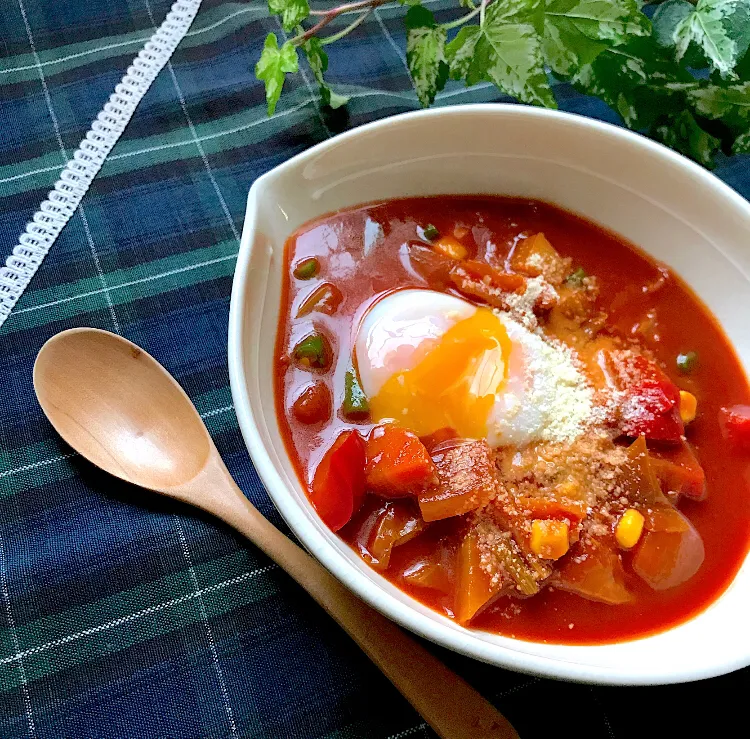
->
left=354, top=289, right=593, bottom=446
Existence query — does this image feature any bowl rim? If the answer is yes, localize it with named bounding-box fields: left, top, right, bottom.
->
left=228, top=103, right=750, bottom=685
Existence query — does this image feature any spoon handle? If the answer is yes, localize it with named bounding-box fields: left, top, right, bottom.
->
left=181, top=455, right=519, bottom=739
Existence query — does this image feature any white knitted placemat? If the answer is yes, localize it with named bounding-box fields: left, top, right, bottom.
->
left=0, top=0, right=204, bottom=330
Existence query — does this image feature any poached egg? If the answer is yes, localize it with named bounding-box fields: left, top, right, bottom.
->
left=354, top=289, right=592, bottom=446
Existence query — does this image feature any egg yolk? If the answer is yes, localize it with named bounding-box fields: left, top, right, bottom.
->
left=369, top=308, right=512, bottom=438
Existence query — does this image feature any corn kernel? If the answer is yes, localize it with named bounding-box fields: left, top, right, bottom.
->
left=434, top=236, right=468, bottom=260
left=615, top=508, right=645, bottom=549
left=679, top=390, right=697, bottom=424
left=530, top=520, right=569, bottom=560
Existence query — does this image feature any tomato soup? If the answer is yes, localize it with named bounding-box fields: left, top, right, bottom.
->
left=274, top=197, right=750, bottom=645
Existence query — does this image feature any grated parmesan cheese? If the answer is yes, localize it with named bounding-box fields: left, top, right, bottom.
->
left=488, top=312, right=594, bottom=445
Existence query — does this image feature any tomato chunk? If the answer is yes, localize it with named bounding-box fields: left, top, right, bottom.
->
left=365, top=425, right=436, bottom=497
left=604, top=351, right=684, bottom=442
left=719, top=405, right=750, bottom=451
left=311, top=430, right=366, bottom=531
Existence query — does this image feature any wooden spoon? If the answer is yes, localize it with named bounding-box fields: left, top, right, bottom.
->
left=33, top=328, right=519, bottom=739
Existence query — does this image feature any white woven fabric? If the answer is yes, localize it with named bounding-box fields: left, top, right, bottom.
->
left=0, top=0, right=204, bottom=330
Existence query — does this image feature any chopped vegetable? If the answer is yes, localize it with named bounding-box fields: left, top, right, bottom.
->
left=311, top=430, right=366, bottom=531
left=406, top=243, right=454, bottom=289
left=633, top=508, right=705, bottom=591
left=419, top=427, right=459, bottom=453
left=679, top=390, right=697, bottom=424
left=649, top=440, right=706, bottom=501
left=354, top=499, right=426, bottom=570
left=719, top=405, right=750, bottom=451
left=516, top=497, right=586, bottom=524
left=530, top=520, right=569, bottom=560
left=452, top=225, right=469, bottom=240
left=676, top=351, right=698, bottom=374
left=422, top=224, right=439, bottom=241
left=615, top=509, right=645, bottom=550
left=510, top=233, right=571, bottom=285
left=455, top=527, right=503, bottom=624
left=417, top=439, right=497, bottom=522
left=565, top=267, right=587, bottom=287
left=343, top=366, right=369, bottom=420
left=433, top=235, right=467, bottom=261
left=292, top=382, right=332, bottom=425
left=618, top=436, right=670, bottom=508
left=365, top=425, right=436, bottom=496
left=296, top=282, right=343, bottom=317
left=293, top=257, right=319, bottom=280
left=555, top=540, right=632, bottom=605
left=403, top=545, right=455, bottom=596
left=604, top=351, right=684, bottom=442
left=293, top=332, right=333, bottom=370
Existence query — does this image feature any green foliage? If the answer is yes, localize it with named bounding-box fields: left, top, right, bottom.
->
left=257, top=0, right=750, bottom=168
left=268, top=0, right=310, bottom=32
left=406, top=6, right=450, bottom=106
left=255, top=33, right=299, bottom=116
left=302, top=37, right=350, bottom=109
left=447, top=0, right=556, bottom=107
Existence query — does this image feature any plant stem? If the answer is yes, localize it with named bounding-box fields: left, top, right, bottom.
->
left=480, top=0, right=488, bottom=27
left=295, top=0, right=388, bottom=44
left=308, top=0, right=377, bottom=17
left=321, top=8, right=373, bottom=44
left=442, top=5, right=483, bottom=30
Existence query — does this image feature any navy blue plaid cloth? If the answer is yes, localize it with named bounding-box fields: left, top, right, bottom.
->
left=0, top=0, right=748, bottom=737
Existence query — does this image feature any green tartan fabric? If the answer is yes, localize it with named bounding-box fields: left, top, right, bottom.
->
left=0, top=1, right=748, bottom=737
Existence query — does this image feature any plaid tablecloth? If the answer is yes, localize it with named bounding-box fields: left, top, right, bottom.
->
left=1, top=1, right=748, bottom=737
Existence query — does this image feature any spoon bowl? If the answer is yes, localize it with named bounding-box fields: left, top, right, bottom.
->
left=34, top=328, right=210, bottom=488
left=33, top=327, right=517, bottom=739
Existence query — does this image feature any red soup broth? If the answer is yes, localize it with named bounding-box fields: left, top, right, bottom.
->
left=273, top=196, right=750, bottom=645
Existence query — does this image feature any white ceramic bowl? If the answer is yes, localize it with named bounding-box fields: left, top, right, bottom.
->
left=228, top=105, right=750, bottom=685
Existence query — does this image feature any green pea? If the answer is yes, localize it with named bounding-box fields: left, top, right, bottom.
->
left=676, top=351, right=698, bottom=374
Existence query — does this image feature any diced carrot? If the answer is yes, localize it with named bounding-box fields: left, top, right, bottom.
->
left=510, top=233, right=570, bottom=284
left=455, top=260, right=526, bottom=293
left=365, top=425, right=436, bottom=497
left=719, top=405, right=750, bottom=451
left=417, top=440, right=498, bottom=522
left=455, top=528, right=502, bottom=624
left=515, top=497, right=587, bottom=523
left=433, top=235, right=468, bottom=260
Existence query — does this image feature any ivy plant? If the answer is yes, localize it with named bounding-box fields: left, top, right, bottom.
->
left=256, top=0, right=750, bottom=167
